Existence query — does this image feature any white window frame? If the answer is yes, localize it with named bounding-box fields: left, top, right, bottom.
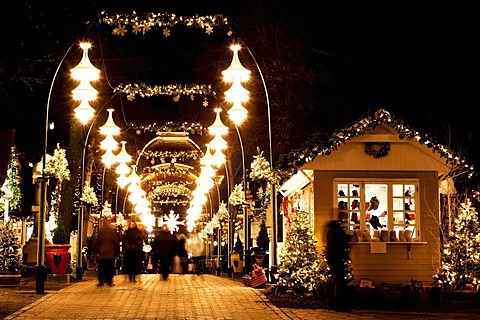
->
left=334, top=179, right=419, bottom=240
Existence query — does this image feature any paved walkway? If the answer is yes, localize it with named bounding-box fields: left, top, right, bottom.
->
left=4, top=274, right=480, bottom=320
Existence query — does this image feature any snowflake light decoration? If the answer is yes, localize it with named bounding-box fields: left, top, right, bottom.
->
left=162, top=210, right=184, bottom=234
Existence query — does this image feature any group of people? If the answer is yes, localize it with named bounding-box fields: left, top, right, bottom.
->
left=95, top=218, right=191, bottom=287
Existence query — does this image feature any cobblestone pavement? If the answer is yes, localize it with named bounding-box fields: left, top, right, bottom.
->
left=4, top=274, right=480, bottom=320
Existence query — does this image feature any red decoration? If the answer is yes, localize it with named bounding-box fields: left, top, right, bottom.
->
left=46, top=244, right=71, bottom=274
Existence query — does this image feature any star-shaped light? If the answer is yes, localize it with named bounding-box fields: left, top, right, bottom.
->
left=143, top=23, right=151, bottom=34
left=163, top=210, right=184, bottom=234
left=113, top=24, right=127, bottom=36
left=163, top=28, right=171, bottom=37
left=133, top=24, right=142, bottom=35
left=205, top=26, right=213, bottom=35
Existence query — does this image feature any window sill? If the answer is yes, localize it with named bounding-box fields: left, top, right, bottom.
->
left=349, top=241, right=427, bottom=258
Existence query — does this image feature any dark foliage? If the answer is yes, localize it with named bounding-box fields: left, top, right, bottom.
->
left=256, top=219, right=269, bottom=250
left=264, top=289, right=328, bottom=309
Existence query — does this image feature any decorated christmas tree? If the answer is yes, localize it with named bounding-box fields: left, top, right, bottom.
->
left=249, top=148, right=272, bottom=222
left=434, top=200, right=480, bottom=290
left=44, top=146, right=70, bottom=244
left=0, top=146, right=23, bottom=221
left=0, top=223, right=24, bottom=272
left=272, top=210, right=330, bottom=294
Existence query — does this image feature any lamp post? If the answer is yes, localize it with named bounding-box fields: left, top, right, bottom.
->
left=234, top=39, right=276, bottom=267
left=70, top=42, right=102, bottom=281
left=222, top=44, right=251, bottom=274
left=36, top=42, right=77, bottom=294
left=76, top=107, right=122, bottom=281
left=234, top=125, right=249, bottom=274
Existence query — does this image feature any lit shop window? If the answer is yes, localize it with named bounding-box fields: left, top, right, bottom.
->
left=335, top=181, right=418, bottom=240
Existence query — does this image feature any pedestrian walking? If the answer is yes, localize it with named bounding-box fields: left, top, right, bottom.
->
left=96, top=217, right=120, bottom=287
left=189, top=230, right=206, bottom=275
left=122, top=220, right=144, bottom=282
left=325, top=211, right=351, bottom=311
left=152, top=225, right=177, bottom=280
left=176, top=234, right=189, bottom=275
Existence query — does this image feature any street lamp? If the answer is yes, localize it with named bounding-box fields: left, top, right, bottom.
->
left=36, top=41, right=98, bottom=293
left=222, top=44, right=251, bottom=274
left=70, top=42, right=101, bottom=281
left=231, top=39, right=276, bottom=267
left=222, top=41, right=278, bottom=276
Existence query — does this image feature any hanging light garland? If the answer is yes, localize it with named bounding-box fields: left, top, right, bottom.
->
left=148, top=184, right=193, bottom=199
left=99, top=11, right=229, bottom=36
left=130, top=122, right=204, bottom=135
left=146, top=180, right=194, bottom=187
left=142, top=166, right=194, bottom=176
left=151, top=198, right=190, bottom=206
left=141, top=149, right=201, bottom=164
left=114, top=83, right=214, bottom=101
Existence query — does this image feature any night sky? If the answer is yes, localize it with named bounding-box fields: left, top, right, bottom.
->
left=2, top=1, right=480, bottom=188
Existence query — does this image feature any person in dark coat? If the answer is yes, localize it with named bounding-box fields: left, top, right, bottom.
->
left=176, top=234, right=189, bottom=275
left=325, top=212, right=351, bottom=311
left=96, top=218, right=120, bottom=287
left=122, top=220, right=144, bottom=282
left=151, top=225, right=177, bottom=280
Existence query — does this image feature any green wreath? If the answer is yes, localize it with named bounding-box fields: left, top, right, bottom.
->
left=364, top=142, right=391, bottom=158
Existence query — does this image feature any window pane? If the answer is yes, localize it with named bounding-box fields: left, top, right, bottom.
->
left=404, top=185, right=415, bottom=196
left=393, top=198, right=403, bottom=210
left=393, top=211, right=404, bottom=224
left=350, top=184, right=360, bottom=197
left=337, top=184, right=348, bottom=197
left=392, top=184, right=403, bottom=197
left=365, top=184, right=388, bottom=231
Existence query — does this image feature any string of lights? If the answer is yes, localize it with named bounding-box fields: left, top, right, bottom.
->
left=99, top=11, right=229, bottom=35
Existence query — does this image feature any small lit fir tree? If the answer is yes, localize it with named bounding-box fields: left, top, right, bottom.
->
left=249, top=148, right=273, bottom=222
left=44, top=146, right=70, bottom=244
left=229, top=183, right=245, bottom=236
left=249, top=147, right=273, bottom=184
left=0, top=146, right=23, bottom=220
left=0, top=223, right=24, bottom=272
left=434, top=200, right=480, bottom=290
left=272, top=210, right=330, bottom=294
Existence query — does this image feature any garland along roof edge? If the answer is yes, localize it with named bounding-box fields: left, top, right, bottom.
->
left=279, top=108, right=475, bottom=180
